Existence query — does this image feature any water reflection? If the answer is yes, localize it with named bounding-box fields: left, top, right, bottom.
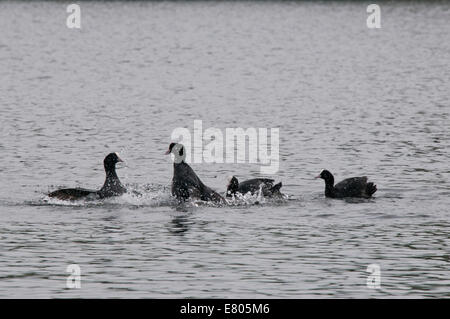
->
left=167, top=214, right=193, bottom=235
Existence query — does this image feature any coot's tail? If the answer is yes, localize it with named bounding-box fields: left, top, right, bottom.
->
left=270, top=182, right=282, bottom=194
left=366, top=182, right=377, bottom=197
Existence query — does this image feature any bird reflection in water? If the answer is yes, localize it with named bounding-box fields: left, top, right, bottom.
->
left=167, top=213, right=194, bottom=235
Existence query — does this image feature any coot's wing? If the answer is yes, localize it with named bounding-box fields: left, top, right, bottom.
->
left=172, top=162, right=208, bottom=199
left=177, top=163, right=204, bottom=188
left=48, top=188, right=96, bottom=200
left=174, top=174, right=224, bottom=203
left=238, top=178, right=275, bottom=194
left=269, top=182, right=283, bottom=195
left=198, top=185, right=225, bottom=203
left=185, top=168, right=224, bottom=203
left=334, top=177, right=368, bottom=197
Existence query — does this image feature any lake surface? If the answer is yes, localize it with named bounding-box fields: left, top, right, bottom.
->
left=0, top=1, right=449, bottom=298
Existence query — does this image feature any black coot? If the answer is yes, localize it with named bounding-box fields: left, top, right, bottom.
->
left=48, top=153, right=126, bottom=200
left=226, top=176, right=282, bottom=197
left=317, top=169, right=377, bottom=198
left=165, top=143, right=224, bottom=203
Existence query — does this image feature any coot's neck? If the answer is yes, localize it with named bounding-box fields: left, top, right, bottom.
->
left=99, top=162, right=126, bottom=196
left=324, top=176, right=335, bottom=198
left=226, top=186, right=237, bottom=197
left=325, top=183, right=335, bottom=198
left=104, top=163, right=122, bottom=189
left=227, top=178, right=239, bottom=197
left=104, top=163, right=118, bottom=179
left=173, top=160, right=186, bottom=167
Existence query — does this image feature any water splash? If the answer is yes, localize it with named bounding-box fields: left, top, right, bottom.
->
left=37, top=183, right=176, bottom=208
left=224, top=184, right=289, bottom=206
left=36, top=182, right=289, bottom=209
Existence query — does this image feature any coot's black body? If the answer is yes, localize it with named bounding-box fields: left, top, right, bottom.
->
left=166, top=143, right=224, bottom=203
left=226, top=176, right=282, bottom=197
left=317, top=170, right=377, bottom=198
left=48, top=153, right=126, bottom=201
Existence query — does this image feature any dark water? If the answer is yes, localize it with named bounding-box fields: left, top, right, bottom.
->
left=0, top=1, right=449, bottom=298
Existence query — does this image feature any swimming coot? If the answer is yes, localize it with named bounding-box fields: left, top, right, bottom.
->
left=48, top=152, right=126, bottom=200
left=165, top=143, right=224, bottom=203
left=226, top=176, right=282, bottom=197
left=316, top=169, right=377, bottom=198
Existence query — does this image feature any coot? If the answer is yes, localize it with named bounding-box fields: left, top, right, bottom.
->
left=317, top=169, right=377, bottom=198
left=48, top=153, right=126, bottom=200
left=166, top=143, right=224, bottom=203
left=226, top=176, right=282, bottom=197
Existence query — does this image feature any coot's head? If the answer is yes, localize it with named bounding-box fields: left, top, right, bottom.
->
left=104, top=152, right=123, bottom=170
left=165, top=143, right=176, bottom=155
left=316, top=169, right=334, bottom=184
left=165, top=143, right=186, bottom=163
left=226, top=176, right=239, bottom=197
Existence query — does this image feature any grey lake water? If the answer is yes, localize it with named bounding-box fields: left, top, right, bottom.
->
left=0, top=1, right=449, bottom=298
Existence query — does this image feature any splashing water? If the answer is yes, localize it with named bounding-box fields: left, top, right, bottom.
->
left=37, top=183, right=289, bottom=209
